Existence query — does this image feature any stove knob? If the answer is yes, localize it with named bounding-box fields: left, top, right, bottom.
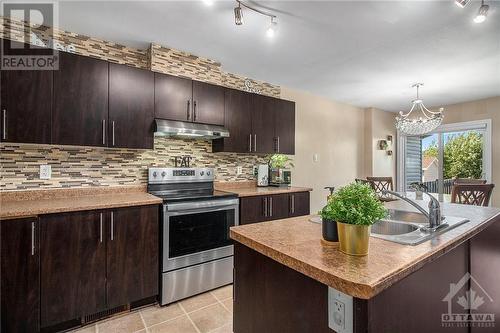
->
left=152, top=171, right=157, bottom=178
left=207, top=171, right=211, bottom=176
left=161, top=171, right=166, bottom=177
left=200, top=171, right=204, bottom=176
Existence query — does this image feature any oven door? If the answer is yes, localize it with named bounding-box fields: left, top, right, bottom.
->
left=163, top=198, right=239, bottom=272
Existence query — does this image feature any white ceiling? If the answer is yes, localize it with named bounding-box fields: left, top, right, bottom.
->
left=55, top=0, right=500, bottom=111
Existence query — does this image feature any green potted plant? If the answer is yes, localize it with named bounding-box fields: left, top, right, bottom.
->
left=319, top=201, right=339, bottom=243
left=325, top=182, right=387, bottom=255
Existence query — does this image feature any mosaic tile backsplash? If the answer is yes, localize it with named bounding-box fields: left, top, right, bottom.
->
left=0, top=138, right=268, bottom=191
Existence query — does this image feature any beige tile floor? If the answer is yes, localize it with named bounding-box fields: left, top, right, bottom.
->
left=70, top=284, right=233, bottom=333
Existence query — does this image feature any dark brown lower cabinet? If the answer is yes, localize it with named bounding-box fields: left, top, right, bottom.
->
left=40, top=210, right=107, bottom=328
left=240, top=191, right=311, bottom=225
left=106, top=206, right=159, bottom=308
left=1, top=217, right=40, bottom=333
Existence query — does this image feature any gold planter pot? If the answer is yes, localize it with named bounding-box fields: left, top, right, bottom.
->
left=337, top=222, right=371, bottom=256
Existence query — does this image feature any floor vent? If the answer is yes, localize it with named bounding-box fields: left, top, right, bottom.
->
left=82, top=305, right=129, bottom=324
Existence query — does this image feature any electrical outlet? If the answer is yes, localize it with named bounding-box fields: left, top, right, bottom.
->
left=236, top=166, right=243, bottom=175
left=253, top=166, right=258, bottom=176
left=333, top=300, right=345, bottom=328
left=328, top=287, right=353, bottom=333
left=40, top=165, right=52, bottom=180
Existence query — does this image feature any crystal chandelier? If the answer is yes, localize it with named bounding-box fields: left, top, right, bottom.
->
left=396, top=83, right=444, bottom=136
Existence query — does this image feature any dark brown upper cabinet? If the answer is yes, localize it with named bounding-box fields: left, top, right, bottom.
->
left=192, top=80, right=225, bottom=126
left=53, top=52, right=109, bottom=147
left=40, top=210, right=107, bottom=328
left=106, top=205, right=159, bottom=308
left=252, top=94, right=276, bottom=154
left=1, top=217, right=40, bottom=333
left=109, top=63, right=154, bottom=149
left=274, top=99, right=296, bottom=155
left=0, top=40, right=52, bottom=144
left=154, top=73, right=193, bottom=122
left=213, top=88, right=252, bottom=153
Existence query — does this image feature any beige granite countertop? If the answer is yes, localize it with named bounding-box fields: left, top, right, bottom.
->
left=230, top=199, right=500, bottom=299
left=0, top=186, right=162, bottom=219
left=215, top=181, right=312, bottom=197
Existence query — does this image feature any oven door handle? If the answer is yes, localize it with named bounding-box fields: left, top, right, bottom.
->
left=165, top=198, right=239, bottom=212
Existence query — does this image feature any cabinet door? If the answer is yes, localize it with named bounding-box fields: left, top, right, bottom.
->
left=192, top=80, right=225, bottom=126
left=289, top=192, right=310, bottom=217
left=213, top=88, right=253, bottom=153
left=154, top=73, right=193, bottom=122
left=1, top=217, right=40, bottom=333
left=109, top=63, right=154, bottom=149
left=53, top=52, right=108, bottom=146
left=40, top=211, right=106, bottom=327
left=268, top=194, right=290, bottom=220
left=240, top=196, right=268, bottom=224
left=252, top=94, right=276, bottom=154
left=106, top=205, right=159, bottom=308
left=0, top=40, right=52, bottom=144
left=275, top=99, right=295, bottom=154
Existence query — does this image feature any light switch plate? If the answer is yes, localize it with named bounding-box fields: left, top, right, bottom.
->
left=40, top=165, right=51, bottom=179
left=236, top=166, right=243, bottom=175
left=313, top=153, right=319, bottom=162
left=328, top=287, right=353, bottom=333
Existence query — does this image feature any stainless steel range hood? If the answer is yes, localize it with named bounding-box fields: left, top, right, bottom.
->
left=154, top=119, right=230, bottom=139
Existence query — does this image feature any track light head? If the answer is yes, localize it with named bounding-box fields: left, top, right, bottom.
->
left=266, top=17, right=277, bottom=38
left=474, top=3, right=489, bottom=23
left=455, top=0, right=470, bottom=8
left=234, top=3, right=243, bottom=25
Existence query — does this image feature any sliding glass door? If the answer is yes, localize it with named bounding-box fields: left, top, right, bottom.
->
left=398, top=120, right=492, bottom=201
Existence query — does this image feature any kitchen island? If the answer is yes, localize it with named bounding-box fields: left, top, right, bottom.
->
left=230, top=199, right=500, bottom=333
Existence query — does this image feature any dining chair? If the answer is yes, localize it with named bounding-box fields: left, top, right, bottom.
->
left=454, top=178, right=487, bottom=185
left=451, top=184, right=495, bottom=207
left=366, top=177, right=393, bottom=195
left=355, top=178, right=373, bottom=186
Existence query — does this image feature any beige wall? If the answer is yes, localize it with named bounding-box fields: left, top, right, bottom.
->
left=363, top=108, right=397, bottom=181
left=437, top=96, right=500, bottom=207
left=281, top=87, right=366, bottom=213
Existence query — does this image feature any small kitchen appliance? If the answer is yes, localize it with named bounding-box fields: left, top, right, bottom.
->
left=257, top=164, right=269, bottom=187
left=269, top=168, right=292, bottom=187
left=148, top=167, right=238, bottom=305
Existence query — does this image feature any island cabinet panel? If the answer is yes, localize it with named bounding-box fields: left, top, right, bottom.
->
left=192, top=80, right=225, bottom=126
left=109, top=63, right=155, bottom=149
left=274, top=99, right=295, bottom=154
left=154, top=73, right=193, bottom=122
left=106, top=205, right=159, bottom=308
left=251, top=94, right=276, bottom=154
left=289, top=192, right=310, bottom=217
left=1, top=217, right=40, bottom=333
left=213, top=88, right=253, bottom=153
left=52, top=52, right=109, bottom=147
left=40, top=210, right=107, bottom=328
left=470, top=219, right=500, bottom=333
left=234, top=243, right=333, bottom=333
left=240, top=192, right=311, bottom=224
left=366, top=242, right=469, bottom=333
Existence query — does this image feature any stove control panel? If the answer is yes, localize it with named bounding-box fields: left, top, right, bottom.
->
left=148, top=167, right=214, bottom=184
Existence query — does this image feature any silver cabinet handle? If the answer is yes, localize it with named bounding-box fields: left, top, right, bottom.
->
left=277, top=136, right=280, bottom=153
left=193, top=101, right=197, bottom=122
left=110, top=211, right=114, bottom=241
left=102, top=119, right=106, bottom=145
left=112, top=121, right=115, bottom=146
left=187, top=100, right=191, bottom=120
left=31, top=222, right=35, bottom=256
left=99, top=213, right=103, bottom=243
left=2, top=109, right=6, bottom=140
left=269, top=197, right=273, bottom=217
left=291, top=195, right=295, bottom=214
left=254, top=134, right=257, bottom=152
left=249, top=134, right=252, bottom=152
left=263, top=197, right=267, bottom=217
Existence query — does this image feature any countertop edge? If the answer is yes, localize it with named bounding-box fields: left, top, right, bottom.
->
left=230, top=211, right=500, bottom=299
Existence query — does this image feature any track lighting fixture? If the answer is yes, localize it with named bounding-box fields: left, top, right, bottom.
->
left=474, top=0, right=489, bottom=23
left=234, top=2, right=243, bottom=25
left=455, top=0, right=470, bottom=8
left=233, top=1, right=278, bottom=37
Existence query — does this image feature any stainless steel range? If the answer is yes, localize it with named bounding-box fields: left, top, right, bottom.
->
left=148, top=167, right=238, bottom=305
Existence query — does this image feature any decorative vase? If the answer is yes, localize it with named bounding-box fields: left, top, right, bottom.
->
left=322, top=218, right=339, bottom=243
left=337, top=222, right=371, bottom=256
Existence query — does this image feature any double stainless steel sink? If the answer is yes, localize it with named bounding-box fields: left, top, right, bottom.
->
left=370, top=209, right=469, bottom=245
